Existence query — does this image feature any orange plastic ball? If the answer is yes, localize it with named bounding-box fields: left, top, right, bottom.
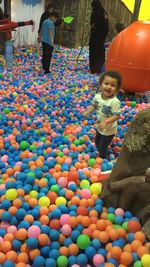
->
left=106, top=21, right=150, bottom=92
left=120, top=251, right=132, bottom=265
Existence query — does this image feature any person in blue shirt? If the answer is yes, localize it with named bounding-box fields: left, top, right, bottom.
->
left=41, top=11, right=59, bottom=74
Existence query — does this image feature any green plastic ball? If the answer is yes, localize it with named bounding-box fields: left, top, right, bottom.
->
left=57, top=256, right=68, bottom=267
left=122, top=221, right=128, bottom=231
left=4, top=107, right=10, bottom=114
left=79, top=138, right=84, bottom=144
left=29, top=145, right=36, bottom=151
left=107, top=213, right=116, bottom=223
left=77, top=234, right=91, bottom=249
left=57, top=151, right=64, bottom=157
left=87, top=158, right=96, bottom=167
left=133, top=261, right=142, bottom=267
left=20, top=141, right=30, bottom=150
left=74, top=140, right=80, bottom=146
left=50, top=185, right=59, bottom=193
left=131, top=101, right=137, bottom=107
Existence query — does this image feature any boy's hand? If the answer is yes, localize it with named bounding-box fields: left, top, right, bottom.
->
left=83, top=111, right=89, bottom=118
left=97, top=121, right=107, bottom=130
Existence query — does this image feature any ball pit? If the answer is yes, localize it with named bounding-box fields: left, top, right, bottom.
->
left=0, top=45, right=150, bottom=266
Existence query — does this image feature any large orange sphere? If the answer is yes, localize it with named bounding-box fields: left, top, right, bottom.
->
left=106, top=21, right=150, bottom=92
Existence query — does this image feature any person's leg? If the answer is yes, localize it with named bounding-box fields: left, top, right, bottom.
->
left=42, top=42, right=47, bottom=70
left=42, top=43, right=53, bottom=73
left=98, top=133, right=114, bottom=158
left=95, top=129, right=101, bottom=152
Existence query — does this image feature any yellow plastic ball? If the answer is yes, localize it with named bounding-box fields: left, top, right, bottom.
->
left=80, top=180, right=90, bottom=189
left=5, top=189, right=17, bottom=201
left=90, top=183, right=102, bottom=195
left=29, top=190, right=38, bottom=198
left=141, top=254, right=150, bottom=267
left=55, top=197, right=67, bottom=206
left=38, top=196, right=50, bottom=207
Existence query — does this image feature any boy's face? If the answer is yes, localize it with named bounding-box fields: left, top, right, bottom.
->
left=100, top=75, right=119, bottom=98
left=50, top=16, right=57, bottom=23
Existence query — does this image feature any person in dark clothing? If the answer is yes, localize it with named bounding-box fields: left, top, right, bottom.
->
left=89, top=0, right=109, bottom=74
left=38, top=3, right=62, bottom=43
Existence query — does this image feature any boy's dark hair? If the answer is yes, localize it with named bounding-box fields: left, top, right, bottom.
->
left=48, top=10, right=59, bottom=18
left=99, top=70, right=122, bottom=89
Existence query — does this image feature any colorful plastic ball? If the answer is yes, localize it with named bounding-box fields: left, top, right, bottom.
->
left=141, top=254, right=150, bottom=267
left=27, top=226, right=41, bottom=238
left=80, top=180, right=90, bottom=189
left=45, top=258, right=56, bottom=267
left=33, top=256, right=45, bottom=267
left=106, top=21, right=150, bottom=92
left=3, top=260, right=15, bottom=267
left=56, top=255, right=68, bottom=267
left=20, top=141, right=30, bottom=150
left=55, top=197, right=67, bottom=206
left=61, top=224, right=72, bottom=236
left=5, top=189, right=17, bottom=201
left=90, top=183, right=102, bottom=195
left=76, top=254, right=88, bottom=266
left=38, top=197, right=50, bottom=207
left=60, top=214, right=70, bottom=226
left=4, top=108, right=10, bottom=114
left=77, top=234, right=91, bottom=249
left=26, top=237, right=38, bottom=249
left=57, top=177, right=67, bottom=188
left=128, top=220, right=141, bottom=233
left=80, top=188, right=91, bottom=199
left=133, top=261, right=142, bottom=267
left=87, top=158, right=96, bottom=167
left=115, top=208, right=124, bottom=217
left=93, top=254, right=105, bottom=266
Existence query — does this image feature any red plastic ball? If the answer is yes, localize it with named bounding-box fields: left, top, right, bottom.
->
left=128, top=220, right=141, bottom=233
left=106, top=21, right=150, bottom=92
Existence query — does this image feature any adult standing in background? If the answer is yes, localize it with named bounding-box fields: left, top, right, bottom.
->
left=89, top=0, right=109, bottom=74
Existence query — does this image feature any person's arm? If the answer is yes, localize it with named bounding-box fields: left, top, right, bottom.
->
left=98, top=100, right=121, bottom=130
left=98, top=114, right=120, bottom=131
left=49, top=29, right=54, bottom=46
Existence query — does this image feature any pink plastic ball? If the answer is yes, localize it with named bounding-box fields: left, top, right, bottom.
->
left=93, top=254, right=104, bottom=266
left=7, top=225, right=17, bottom=234
left=93, top=168, right=101, bottom=176
left=58, top=177, right=67, bottom=188
left=61, top=224, right=72, bottom=236
left=63, top=148, right=69, bottom=154
left=65, top=158, right=72, bottom=164
left=115, top=208, right=125, bottom=216
left=51, top=132, right=57, bottom=138
left=0, top=184, right=6, bottom=190
left=84, top=154, right=90, bottom=161
left=81, top=189, right=91, bottom=199
left=60, top=214, right=71, bottom=226
left=27, top=225, right=41, bottom=238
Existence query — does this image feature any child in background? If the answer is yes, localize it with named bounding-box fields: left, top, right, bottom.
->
left=41, top=11, right=59, bottom=74
left=83, top=70, right=122, bottom=158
